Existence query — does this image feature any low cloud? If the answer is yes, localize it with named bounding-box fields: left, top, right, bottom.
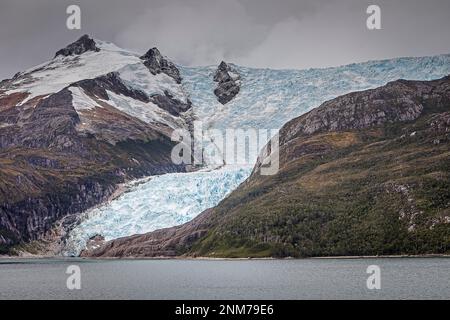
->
left=0, top=0, right=449, bottom=79
left=115, top=0, right=269, bottom=66
left=114, top=0, right=450, bottom=69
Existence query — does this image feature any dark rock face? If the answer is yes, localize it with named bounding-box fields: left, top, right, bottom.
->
left=0, top=180, right=117, bottom=246
left=280, top=76, right=450, bottom=145
left=0, top=89, right=83, bottom=152
left=214, top=61, right=233, bottom=82
left=76, top=67, right=190, bottom=117
left=213, top=61, right=240, bottom=104
left=68, top=74, right=160, bottom=144
left=55, top=35, right=100, bottom=58
left=76, top=72, right=149, bottom=103
left=140, top=48, right=182, bottom=84
left=151, top=91, right=192, bottom=116
left=72, top=72, right=190, bottom=133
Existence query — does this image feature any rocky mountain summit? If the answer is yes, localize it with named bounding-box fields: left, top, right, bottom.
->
left=140, top=47, right=182, bottom=84
left=84, top=76, right=450, bottom=258
left=55, top=34, right=100, bottom=57
left=213, top=61, right=241, bottom=104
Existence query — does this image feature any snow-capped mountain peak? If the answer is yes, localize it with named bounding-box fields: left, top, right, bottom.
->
left=0, top=35, right=193, bottom=151
left=1, top=35, right=188, bottom=108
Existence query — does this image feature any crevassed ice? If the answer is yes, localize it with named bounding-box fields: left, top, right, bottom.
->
left=9, top=40, right=141, bottom=104
left=181, top=54, right=450, bottom=131
left=64, top=166, right=252, bottom=256
left=64, top=54, right=450, bottom=255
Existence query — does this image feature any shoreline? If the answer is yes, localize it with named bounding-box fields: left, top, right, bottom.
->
left=1, top=253, right=449, bottom=261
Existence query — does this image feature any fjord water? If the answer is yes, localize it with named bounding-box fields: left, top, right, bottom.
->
left=1, top=258, right=449, bottom=299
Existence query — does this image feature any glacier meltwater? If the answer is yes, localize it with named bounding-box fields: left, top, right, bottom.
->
left=64, top=54, right=450, bottom=255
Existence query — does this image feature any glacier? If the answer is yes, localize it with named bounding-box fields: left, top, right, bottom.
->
left=182, top=54, right=450, bottom=131
left=64, top=53, right=450, bottom=256
left=64, top=166, right=252, bottom=256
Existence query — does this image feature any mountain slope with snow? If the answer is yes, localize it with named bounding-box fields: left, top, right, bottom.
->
left=0, top=35, right=191, bottom=251
left=1, top=36, right=191, bottom=136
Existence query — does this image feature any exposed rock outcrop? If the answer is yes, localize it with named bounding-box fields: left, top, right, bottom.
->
left=151, top=91, right=192, bottom=116
left=77, top=72, right=149, bottom=103
left=213, top=61, right=240, bottom=104
left=69, top=74, right=164, bottom=144
left=140, top=48, right=182, bottom=84
left=280, top=76, right=450, bottom=145
left=0, top=89, right=83, bottom=151
left=0, top=180, right=117, bottom=246
left=55, top=34, right=100, bottom=58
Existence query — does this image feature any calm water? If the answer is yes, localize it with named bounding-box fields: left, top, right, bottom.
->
left=0, top=258, right=449, bottom=299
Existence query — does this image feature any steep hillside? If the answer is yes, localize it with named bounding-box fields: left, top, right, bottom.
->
left=84, top=76, right=450, bottom=258
left=0, top=35, right=190, bottom=252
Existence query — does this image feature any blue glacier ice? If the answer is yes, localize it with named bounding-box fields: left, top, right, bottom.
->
left=64, top=54, right=450, bottom=255
left=181, top=54, right=450, bottom=131
left=64, top=166, right=252, bottom=256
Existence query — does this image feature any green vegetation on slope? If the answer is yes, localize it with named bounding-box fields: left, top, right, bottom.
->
left=188, top=113, right=450, bottom=258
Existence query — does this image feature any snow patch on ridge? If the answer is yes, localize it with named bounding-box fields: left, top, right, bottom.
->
left=117, top=63, right=187, bottom=104
left=105, top=90, right=184, bottom=129
left=69, top=86, right=103, bottom=112
left=8, top=40, right=141, bottom=105
left=5, top=39, right=187, bottom=108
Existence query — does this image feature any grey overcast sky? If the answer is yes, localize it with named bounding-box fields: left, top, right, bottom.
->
left=1, top=0, right=450, bottom=80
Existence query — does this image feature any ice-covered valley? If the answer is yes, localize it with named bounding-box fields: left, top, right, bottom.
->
left=64, top=53, right=450, bottom=255
left=183, top=54, right=450, bottom=130
left=64, top=166, right=251, bottom=256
